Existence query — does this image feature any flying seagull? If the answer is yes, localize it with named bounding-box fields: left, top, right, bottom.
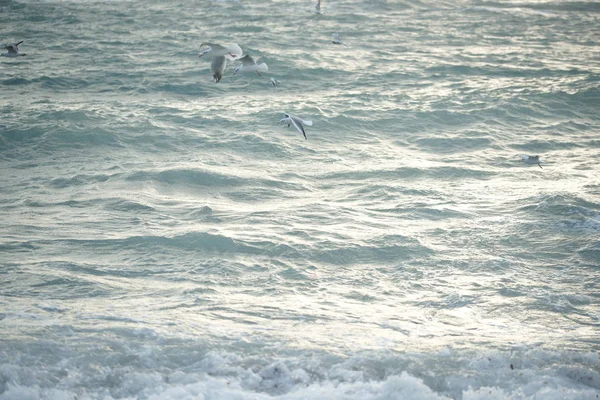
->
left=233, top=54, right=268, bottom=76
left=199, top=43, right=243, bottom=83
left=279, top=113, right=313, bottom=140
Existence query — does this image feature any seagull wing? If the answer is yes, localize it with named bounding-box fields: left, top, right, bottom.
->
left=290, top=115, right=307, bottom=139
left=6, top=42, right=21, bottom=53
left=239, top=54, right=257, bottom=66
left=228, top=43, right=243, bottom=59
left=201, top=42, right=224, bottom=51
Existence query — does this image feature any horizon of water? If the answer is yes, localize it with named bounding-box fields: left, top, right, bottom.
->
left=1, top=0, right=599, bottom=399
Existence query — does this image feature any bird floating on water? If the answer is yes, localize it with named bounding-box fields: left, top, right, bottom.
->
left=1, top=41, right=26, bottom=57
left=233, top=54, right=268, bottom=77
left=520, top=154, right=544, bottom=169
left=279, top=113, right=313, bottom=140
left=332, top=33, right=348, bottom=46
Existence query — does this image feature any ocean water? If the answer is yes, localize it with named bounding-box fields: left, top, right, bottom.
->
left=1, top=0, right=600, bottom=398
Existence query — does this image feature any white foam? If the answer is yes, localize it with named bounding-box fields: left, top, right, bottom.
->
left=0, top=348, right=598, bottom=399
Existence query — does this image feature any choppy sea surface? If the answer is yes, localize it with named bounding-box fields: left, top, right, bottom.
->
left=1, top=0, right=600, bottom=398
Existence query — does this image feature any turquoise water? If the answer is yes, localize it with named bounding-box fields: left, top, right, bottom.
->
left=1, top=0, right=599, bottom=398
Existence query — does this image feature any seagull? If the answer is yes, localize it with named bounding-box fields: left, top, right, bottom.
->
left=1, top=41, right=26, bottom=57
left=520, top=154, right=543, bottom=169
left=332, top=33, right=348, bottom=46
left=313, top=0, right=321, bottom=14
left=233, top=54, right=268, bottom=76
left=199, top=43, right=243, bottom=83
left=270, top=77, right=280, bottom=86
left=279, top=113, right=313, bottom=140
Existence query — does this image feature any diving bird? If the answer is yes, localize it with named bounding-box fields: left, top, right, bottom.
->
left=199, top=43, right=243, bottom=83
left=332, top=33, right=348, bottom=46
left=279, top=113, right=313, bottom=140
left=520, top=154, right=543, bottom=169
left=233, top=54, right=268, bottom=77
left=1, top=41, right=26, bottom=57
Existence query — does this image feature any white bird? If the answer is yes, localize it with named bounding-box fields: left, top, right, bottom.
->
left=199, top=43, right=243, bottom=83
left=233, top=54, right=268, bottom=76
left=279, top=113, right=313, bottom=140
left=520, top=154, right=544, bottom=169
left=270, top=77, right=280, bottom=86
left=1, top=41, right=26, bottom=57
left=332, top=33, right=348, bottom=46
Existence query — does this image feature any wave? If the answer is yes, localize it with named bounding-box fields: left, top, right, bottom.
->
left=425, top=64, right=593, bottom=79
left=0, top=347, right=598, bottom=399
left=313, top=234, right=432, bottom=264
left=471, top=1, right=600, bottom=13
left=125, top=168, right=306, bottom=192
left=0, top=76, right=90, bottom=90
left=318, top=166, right=495, bottom=182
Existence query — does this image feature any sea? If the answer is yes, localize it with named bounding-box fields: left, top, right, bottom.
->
left=1, top=0, right=599, bottom=398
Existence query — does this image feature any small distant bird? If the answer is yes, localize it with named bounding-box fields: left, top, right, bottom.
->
left=270, top=77, right=280, bottom=86
left=313, top=0, right=322, bottom=14
left=520, top=154, right=543, bottom=169
left=332, top=33, right=348, bottom=46
left=233, top=54, right=268, bottom=77
left=199, top=43, right=243, bottom=83
left=279, top=113, right=313, bottom=140
left=1, top=41, right=26, bottom=57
